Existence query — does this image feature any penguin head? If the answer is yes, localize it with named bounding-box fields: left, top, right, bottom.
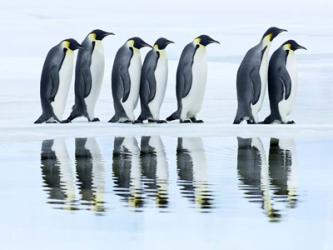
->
left=127, top=37, right=152, bottom=49
left=89, top=29, right=114, bottom=41
left=262, top=27, right=287, bottom=43
left=62, top=38, right=81, bottom=51
left=194, top=35, right=220, bottom=47
left=282, top=40, right=307, bottom=51
left=153, top=38, right=174, bottom=50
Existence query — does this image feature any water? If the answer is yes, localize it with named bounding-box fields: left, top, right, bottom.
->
left=1, top=135, right=332, bottom=249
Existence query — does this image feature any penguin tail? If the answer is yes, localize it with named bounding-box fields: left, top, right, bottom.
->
left=166, top=110, right=180, bottom=121
left=109, top=114, right=119, bottom=123
left=34, top=113, right=48, bottom=124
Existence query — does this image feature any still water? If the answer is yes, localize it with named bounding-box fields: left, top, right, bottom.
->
left=1, top=136, right=332, bottom=249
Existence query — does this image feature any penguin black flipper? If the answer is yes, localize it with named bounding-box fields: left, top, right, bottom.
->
left=49, top=66, right=60, bottom=101
left=250, top=67, right=262, bottom=105
left=120, top=66, right=131, bottom=103
left=83, top=66, right=92, bottom=98
left=279, top=68, right=292, bottom=99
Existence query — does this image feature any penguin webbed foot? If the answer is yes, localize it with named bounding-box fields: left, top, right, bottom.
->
left=190, top=117, right=204, bottom=123
left=148, top=119, right=167, bottom=124
left=60, top=119, right=71, bottom=124
left=287, top=120, right=295, bottom=124
left=133, top=119, right=144, bottom=124
left=120, top=120, right=132, bottom=124
left=246, top=119, right=256, bottom=124
left=180, top=119, right=191, bottom=124
left=91, top=118, right=100, bottom=122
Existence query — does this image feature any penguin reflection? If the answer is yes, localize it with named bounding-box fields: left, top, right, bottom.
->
left=177, top=137, right=213, bottom=211
left=41, top=139, right=76, bottom=210
left=269, top=138, right=298, bottom=208
left=75, top=138, right=106, bottom=213
left=237, top=137, right=298, bottom=221
left=140, top=136, right=169, bottom=208
left=112, top=137, right=144, bottom=209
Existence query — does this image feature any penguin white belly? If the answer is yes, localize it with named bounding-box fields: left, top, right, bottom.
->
left=122, top=52, right=141, bottom=121
left=251, top=47, right=270, bottom=122
left=181, top=47, right=207, bottom=119
left=85, top=42, right=105, bottom=119
left=278, top=53, right=297, bottom=123
left=149, top=54, right=168, bottom=119
left=52, top=52, right=74, bottom=120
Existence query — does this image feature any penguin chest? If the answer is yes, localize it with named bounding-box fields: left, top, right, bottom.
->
left=85, top=42, right=105, bottom=118
left=148, top=54, right=168, bottom=118
left=123, top=52, right=142, bottom=108
left=252, top=47, right=270, bottom=114
left=52, top=52, right=74, bottom=119
left=182, top=47, right=207, bottom=116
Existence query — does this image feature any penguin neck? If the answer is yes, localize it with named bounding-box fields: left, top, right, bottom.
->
left=260, top=35, right=272, bottom=51
left=154, top=46, right=167, bottom=57
left=127, top=41, right=140, bottom=54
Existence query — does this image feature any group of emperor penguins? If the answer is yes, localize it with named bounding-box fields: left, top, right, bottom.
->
left=35, top=27, right=305, bottom=125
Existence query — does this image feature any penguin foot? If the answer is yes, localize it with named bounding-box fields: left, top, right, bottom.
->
left=287, top=120, right=295, bottom=124
left=247, top=119, right=256, bottom=124
left=120, top=120, right=132, bottom=124
left=180, top=120, right=191, bottom=123
left=60, top=119, right=71, bottom=124
left=147, top=119, right=167, bottom=124
left=190, top=118, right=204, bottom=123
left=133, top=120, right=143, bottom=124
left=92, top=118, right=100, bottom=122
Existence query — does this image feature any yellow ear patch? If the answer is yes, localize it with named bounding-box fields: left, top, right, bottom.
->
left=88, top=33, right=96, bottom=41
left=194, top=37, right=201, bottom=45
left=153, top=44, right=159, bottom=50
left=62, top=41, right=70, bottom=49
left=283, top=43, right=292, bottom=50
left=127, top=39, right=135, bottom=47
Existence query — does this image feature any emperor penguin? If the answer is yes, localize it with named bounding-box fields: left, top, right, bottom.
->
left=109, top=37, right=152, bottom=123
left=35, top=39, right=81, bottom=124
left=233, top=27, right=287, bottom=124
left=135, top=38, right=174, bottom=123
left=166, top=35, right=220, bottom=123
left=62, top=29, right=114, bottom=123
left=263, top=40, right=306, bottom=124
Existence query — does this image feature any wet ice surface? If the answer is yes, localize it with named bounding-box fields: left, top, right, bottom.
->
left=1, top=136, right=333, bottom=250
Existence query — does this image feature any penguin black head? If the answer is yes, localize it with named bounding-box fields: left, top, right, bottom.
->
left=262, top=27, right=287, bottom=42
left=89, top=29, right=114, bottom=41
left=282, top=40, right=307, bottom=51
left=127, top=37, right=152, bottom=49
left=195, top=35, right=220, bottom=46
left=154, top=38, right=174, bottom=50
left=62, top=38, right=82, bottom=51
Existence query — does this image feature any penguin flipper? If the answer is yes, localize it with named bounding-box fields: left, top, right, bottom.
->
left=178, top=66, right=193, bottom=99
left=120, top=67, right=131, bottom=103
left=279, top=67, right=292, bottom=99
left=83, top=67, right=92, bottom=98
left=147, top=70, right=157, bottom=103
left=49, top=66, right=60, bottom=101
left=250, top=67, right=261, bottom=105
